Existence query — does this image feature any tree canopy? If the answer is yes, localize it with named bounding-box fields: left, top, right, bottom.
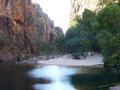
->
left=55, top=2, right=120, bottom=72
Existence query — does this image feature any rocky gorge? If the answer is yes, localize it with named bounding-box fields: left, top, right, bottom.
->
left=0, top=0, right=120, bottom=90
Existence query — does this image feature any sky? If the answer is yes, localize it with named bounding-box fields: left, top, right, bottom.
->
left=32, top=0, right=71, bottom=33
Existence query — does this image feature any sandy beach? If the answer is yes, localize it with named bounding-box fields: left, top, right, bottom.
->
left=37, top=54, right=103, bottom=66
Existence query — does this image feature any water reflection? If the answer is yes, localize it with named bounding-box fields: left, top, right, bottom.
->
left=33, top=82, right=76, bottom=90
left=28, top=66, right=76, bottom=90
left=27, top=65, right=120, bottom=90
left=0, top=63, right=120, bottom=90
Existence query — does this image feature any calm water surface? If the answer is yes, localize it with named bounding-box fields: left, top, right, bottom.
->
left=0, top=63, right=120, bottom=90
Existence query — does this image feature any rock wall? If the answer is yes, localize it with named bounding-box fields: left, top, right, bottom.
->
left=0, top=0, right=38, bottom=61
left=71, top=0, right=100, bottom=18
left=55, top=27, right=64, bottom=35
left=33, top=4, right=57, bottom=42
left=0, top=0, right=62, bottom=61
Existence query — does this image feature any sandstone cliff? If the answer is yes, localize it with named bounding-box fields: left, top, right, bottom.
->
left=33, top=4, right=57, bottom=42
left=55, top=27, right=64, bottom=35
left=0, top=0, right=38, bottom=61
left=0, top=0, right=62, bottom=61
left=70, top=0, right=118, bottom=18
left=71, top=0, right=100, bottom=18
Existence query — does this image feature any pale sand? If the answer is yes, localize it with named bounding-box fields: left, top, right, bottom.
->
left=109, top=84, right=120, bottom=90
left=38, top=54, right=103, bottom=66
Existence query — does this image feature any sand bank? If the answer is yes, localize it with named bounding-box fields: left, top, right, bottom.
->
left=38, top=54, right=103, bottom=66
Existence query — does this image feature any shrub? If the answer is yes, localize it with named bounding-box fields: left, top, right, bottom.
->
left=72, top=53, right=80, bottom=59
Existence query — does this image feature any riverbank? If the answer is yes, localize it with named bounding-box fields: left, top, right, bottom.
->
left=18, top=53, right=104, bottom=66
left=109, top=84, right=120, bottom=90
left=38, top=54, right=103, bottom=66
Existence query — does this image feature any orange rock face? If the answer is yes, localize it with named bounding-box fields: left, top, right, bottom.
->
left=0, top=0, right=35, bottom=61
left=0, top=0, right=38, bottom=61
left=0, top=0, right=63, bottom=61
left=0, top=0, right=33, bottom=25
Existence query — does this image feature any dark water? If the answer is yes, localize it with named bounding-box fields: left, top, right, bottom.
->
left=0, top=63, right=120, bottom=90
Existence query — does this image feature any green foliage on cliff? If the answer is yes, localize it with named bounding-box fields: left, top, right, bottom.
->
left=99, top=0, right=118, bottom=5
left=69, top=14, right=80, bottom=27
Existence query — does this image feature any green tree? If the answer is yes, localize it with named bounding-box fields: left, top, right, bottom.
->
left=96, top=3, right=120, bottom=70
left=64, top=9, right=100, bottom=57
left=55, top=35, right=65, bottom=52
left=64, top=37, right=81, bottom=53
